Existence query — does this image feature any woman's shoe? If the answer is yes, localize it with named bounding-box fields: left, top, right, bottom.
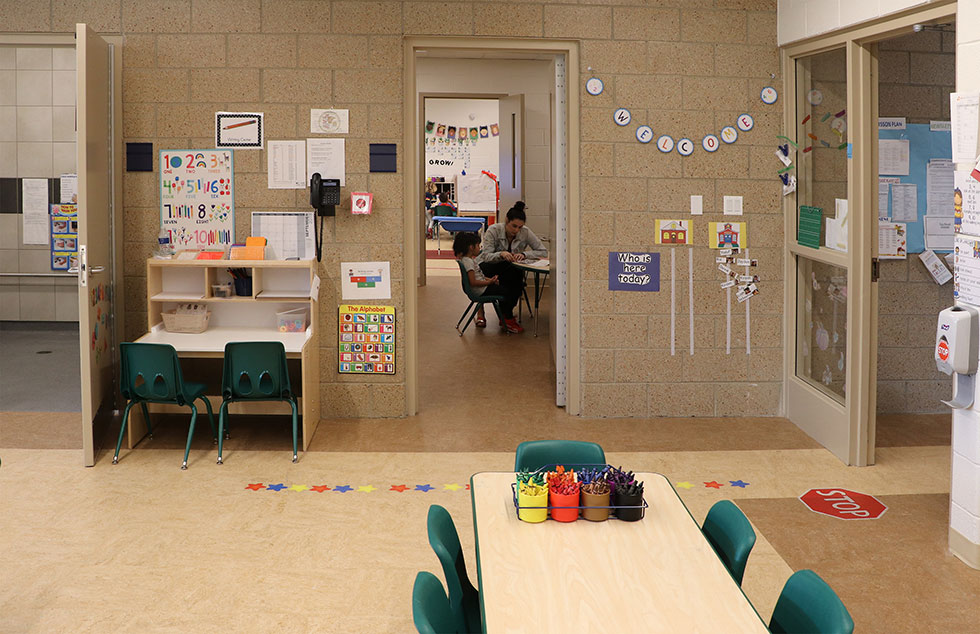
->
left=503, top=318, right=524, bottom=334
left=475, top=316, right=486, bottom=328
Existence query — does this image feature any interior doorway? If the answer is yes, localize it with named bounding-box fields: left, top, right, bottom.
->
left=403, top=39, right=580, bottom=416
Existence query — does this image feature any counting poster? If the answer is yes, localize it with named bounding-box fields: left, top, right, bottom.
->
left=159, top=149, right=235, bottom=250
left=338, top=304, right=396, bottom=375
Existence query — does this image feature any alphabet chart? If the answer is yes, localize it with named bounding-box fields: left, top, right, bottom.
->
left=338, top=304, right=396, bottom=375
left=159, top=149, right=235, bottom=250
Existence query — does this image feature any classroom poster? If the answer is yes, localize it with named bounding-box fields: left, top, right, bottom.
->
left=608, top=252, right=660, bottom=291
left=955, top=170, right=980, bottom=236
left=341, top=261, right=391, bottom=300
left=953, top=234, right=980, bottom=304
left=50, top=203, right=78, bottom=271
left=159, top=149, right=235, bottom=250
left=338, top=304, right=396, bottom=375
left=709, top=222, right=747, bottom=249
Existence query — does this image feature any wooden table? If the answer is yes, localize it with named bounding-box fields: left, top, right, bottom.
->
left=469, top=472, right=768, bottom=633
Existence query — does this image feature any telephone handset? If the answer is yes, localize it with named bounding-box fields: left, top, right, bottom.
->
left=309, top=173, right=340, bottom=262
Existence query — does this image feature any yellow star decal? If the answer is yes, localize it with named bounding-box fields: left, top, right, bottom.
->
left=443, top=483, right=463, bottom=491
left=357, top=485, right=377, bottom=493
left=675, top=481, right=694, bottom=490
left=288, top=484, right=309, bottom=492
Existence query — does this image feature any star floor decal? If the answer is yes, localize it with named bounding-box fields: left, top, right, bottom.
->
left=332, top=485, right=353, bottom=493
left=704, top=481, right=723, bottom=489
left=414, top=484, right=434, bottom=492
left=729, top=480, right=750, bottom=488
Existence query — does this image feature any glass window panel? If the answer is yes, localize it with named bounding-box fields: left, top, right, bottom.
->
left=797, top=256, right=847, bottom=401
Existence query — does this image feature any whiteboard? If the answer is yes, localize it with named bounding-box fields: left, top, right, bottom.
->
left=457, top=173, right=496, bottom=212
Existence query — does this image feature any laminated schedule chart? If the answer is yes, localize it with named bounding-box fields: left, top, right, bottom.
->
left=953, top=234, right=980, bottom=305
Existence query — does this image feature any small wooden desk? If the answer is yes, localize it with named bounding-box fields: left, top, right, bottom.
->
left=469, top=472, right=768, bottom=633
left=512, top=259, right=549, bottom=337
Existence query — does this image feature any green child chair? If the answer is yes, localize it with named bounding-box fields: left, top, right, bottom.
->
left=412, top=571, right=457, bottom=634
left=701, top=500, right=757, bottom=587
left=115, top=342, right=216, bottom=470
left=769, top=569, right=855, bottom=634
left=217, top=341, right=298, bottom=464
left=456, top=260, right=505, bottom=336
left=514, top=439, right=606, bottom=472
left=427, top=505, right=481, bottom=634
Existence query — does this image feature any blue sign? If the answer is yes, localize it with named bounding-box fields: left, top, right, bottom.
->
left=608, top=252, right=660, bottom=292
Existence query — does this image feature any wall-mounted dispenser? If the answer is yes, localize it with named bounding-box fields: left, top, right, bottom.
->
left=936, top=305, right=979, bottom=408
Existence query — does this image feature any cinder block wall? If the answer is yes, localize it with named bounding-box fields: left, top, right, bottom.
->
left=876, top=30, right=956, bottom=414
left=3, top=0, right=782, bottom=418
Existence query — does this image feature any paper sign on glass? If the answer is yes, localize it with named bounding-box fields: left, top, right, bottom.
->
left=654, top=219, right=689, bottom=245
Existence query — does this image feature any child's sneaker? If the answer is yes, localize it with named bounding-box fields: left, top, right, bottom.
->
left=503, top=318, right=524, bottom=334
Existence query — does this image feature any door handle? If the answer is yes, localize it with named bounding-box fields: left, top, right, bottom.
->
left=89, top=265, right=105, bottom=274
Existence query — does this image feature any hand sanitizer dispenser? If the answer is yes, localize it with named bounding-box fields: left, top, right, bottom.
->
left=936, top=305, right=979, bottom=408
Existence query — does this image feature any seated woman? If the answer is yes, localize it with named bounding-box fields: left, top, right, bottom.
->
left=474, top=201, right=547, bottom=327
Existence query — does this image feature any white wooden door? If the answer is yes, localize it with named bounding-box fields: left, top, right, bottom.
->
left=77, top=25, right=121, bottom=467
left=497, top=94, right=524, bottom=217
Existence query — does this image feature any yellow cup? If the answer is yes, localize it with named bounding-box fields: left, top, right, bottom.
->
left=517, top=488, right=549, bottom=523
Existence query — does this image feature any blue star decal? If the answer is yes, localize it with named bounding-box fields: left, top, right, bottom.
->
left=333, top=485, right=353, bottom=493
left=729, top=480, right=750, bottom=488
left=414, top=484, right=434, bottom=492
left=266, top=483, right=287, bottom=491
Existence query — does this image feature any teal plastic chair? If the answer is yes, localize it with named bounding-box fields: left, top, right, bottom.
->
left=701, top=500, right=757, bottom=586
left=431, top=203, right=457, bottom=217
left=770, top=569, right=855, bottom=634
left=217, top=341, right=298, bottom=464
left=514, top=440, right=606, bottom=471
left=115, top=342, right=216, bottom=470
left=427, top=505, right=481, bottom=634
left=455, top=260, right=504, bottom=336
left=412, top=571, right=456, bottom=634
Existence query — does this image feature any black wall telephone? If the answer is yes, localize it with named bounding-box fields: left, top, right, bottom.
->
left=309, top=173, right=340, bottom=262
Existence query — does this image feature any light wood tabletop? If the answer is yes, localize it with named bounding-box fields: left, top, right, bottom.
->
left=469, top=472, right=768, bottom=634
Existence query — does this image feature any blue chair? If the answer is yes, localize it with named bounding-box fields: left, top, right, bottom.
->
left=217, top=341, right=299, bottom=464
left=514, top=440, right=606, bottom=471
left=770, top=569, right=854, bottom=634
left=427, top=505, right=481, bottom=633
left=412, top=571, right=456, bottom=634
left=701, top=500, right=756, bottom=586
left=455, top=260, right=504, bottom=336
left=115, top=342, right=216, bottom=469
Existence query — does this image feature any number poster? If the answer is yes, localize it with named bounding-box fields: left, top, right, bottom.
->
left=160, top=149, right=235, bottom=250
left=338, top=304, right=396, bottom=375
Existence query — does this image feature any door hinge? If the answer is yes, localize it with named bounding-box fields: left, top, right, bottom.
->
left=871, top=257, right=879, bottom=283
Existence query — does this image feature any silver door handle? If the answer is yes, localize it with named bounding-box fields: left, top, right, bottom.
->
left=89, top=266, right=105, bottom=274
left=68, top=267, right=80, bottom=274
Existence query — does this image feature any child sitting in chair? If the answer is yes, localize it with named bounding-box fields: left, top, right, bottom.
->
left=453, top=232, right=523, bottom=334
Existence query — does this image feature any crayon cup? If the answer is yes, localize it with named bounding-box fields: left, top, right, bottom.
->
left=549, top=490, right=580, bottom=522
left=233, top=276, right=252, bottom=296
left=517, top=487, right=549, bottom=523
left=613, top=489, right=644, bottom=522
left=580, top=489, right=611, bottom=522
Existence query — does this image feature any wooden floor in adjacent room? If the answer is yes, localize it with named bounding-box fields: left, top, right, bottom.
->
left=1, top=267, right=977, bottom=633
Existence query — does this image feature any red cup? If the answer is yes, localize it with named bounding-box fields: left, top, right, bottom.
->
left=549, top=489, right=580, bottom=522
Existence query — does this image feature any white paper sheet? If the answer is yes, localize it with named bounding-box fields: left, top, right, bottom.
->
left=950, top=92, right=980, bottom=164
left=251, top=211, right=315, bottom=260
left=690, top=195, right=703, bottom=215
left=723, top=195, right=743, bottom=215
left=878, top=221, right=907, bottom=259
left=878, top=139, right=910, bottom=176
left=310, top=109, right=349, bottom=134
left=878, top=179, right=890, bottom=217
left=267, top=140, right=307, bottom=189
left=956, top=170, right=980, bottom=236
left=59, top=174, right=77, bottom=204
left=920, top=249, right=952, bottom=285
left=22, top=179, right=49, bottom=245
left=954, top=234, right=980, bottom=304
left=925, top=216, right=955, bottom=250
left=341, top=261, right=391, bottom=300
left=891, top=183, right=918, bottom=222
left=306, top=138, right=345, bottom=186
left=926, top=159, right=955, bottom=216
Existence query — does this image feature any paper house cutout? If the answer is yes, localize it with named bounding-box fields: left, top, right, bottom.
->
left=657, top=219, right=688, bottom=245
left=716, top=223, right=740, bottom=248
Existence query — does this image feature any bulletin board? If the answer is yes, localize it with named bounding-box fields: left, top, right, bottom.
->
left=879, top=124, right=952, bottom=253
left=159, top=149, right=235, bottom=250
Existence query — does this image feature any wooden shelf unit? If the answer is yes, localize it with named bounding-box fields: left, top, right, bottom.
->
left=134, top=258, right=321, bottom=454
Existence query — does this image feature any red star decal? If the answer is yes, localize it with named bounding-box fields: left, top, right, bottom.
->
left=704, top=481, right=724, bottom=489
left=310, top=485, right=331, bottom=492
left=390, top=484, right=409, bottom=492
left=245, top=483, right=265, bottom=491
left=465, top=484, right=470, bottom=490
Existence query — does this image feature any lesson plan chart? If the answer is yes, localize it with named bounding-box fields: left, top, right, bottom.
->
left=338, top=304, right=396, bottom=375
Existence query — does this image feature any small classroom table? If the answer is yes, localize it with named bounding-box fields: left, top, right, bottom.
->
left=511, top=259, right=549, bottom=337
left=432, top=216, right=486, bottom=255
left=469, top=472, right=768, bottom=634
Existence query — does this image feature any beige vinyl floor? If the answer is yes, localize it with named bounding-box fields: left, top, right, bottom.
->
left=2, top=267, right=979, bottom=633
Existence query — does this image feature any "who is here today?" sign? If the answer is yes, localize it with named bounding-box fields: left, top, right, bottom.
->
left=608, top=252, right=660, bottom=292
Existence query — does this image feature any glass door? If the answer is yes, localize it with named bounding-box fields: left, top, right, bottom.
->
left=784, top=43, right=876, bottom=466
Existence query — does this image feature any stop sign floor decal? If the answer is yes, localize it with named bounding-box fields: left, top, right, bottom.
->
left=799, top=488, right=888, bottom=520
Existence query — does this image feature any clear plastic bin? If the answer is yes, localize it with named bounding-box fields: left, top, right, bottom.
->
left=276, top=308, right=308, bottom=333
left=211, top=283, right=233, bottom=298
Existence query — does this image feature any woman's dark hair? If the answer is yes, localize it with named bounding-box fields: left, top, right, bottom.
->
left=505, top=201, right=527, bottom=223
left=453, top=231, right=481, bottom=257
left=439, top=192, right=449, bottom=203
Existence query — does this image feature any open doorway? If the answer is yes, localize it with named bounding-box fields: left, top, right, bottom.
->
left=873, top=23, right=956, bottom=448
left=408, top=45, right=572, bottom=418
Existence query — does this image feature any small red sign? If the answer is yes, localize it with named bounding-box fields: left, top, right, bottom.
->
left=800, top=488, right=887, bottom=520
left=938, top=339, right=950, bottom=362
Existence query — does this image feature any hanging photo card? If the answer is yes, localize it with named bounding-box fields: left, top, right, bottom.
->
left=709, top=222, right=747, bottom=249
left=338, top=304, right=396, bottom=375
left=159, top=149, right=235, bottom=250
left=215, top=112, right=263, bottom=149
left=953, top=234, right=980, bottom=304
left=654, top=220, right=690, bottom=245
